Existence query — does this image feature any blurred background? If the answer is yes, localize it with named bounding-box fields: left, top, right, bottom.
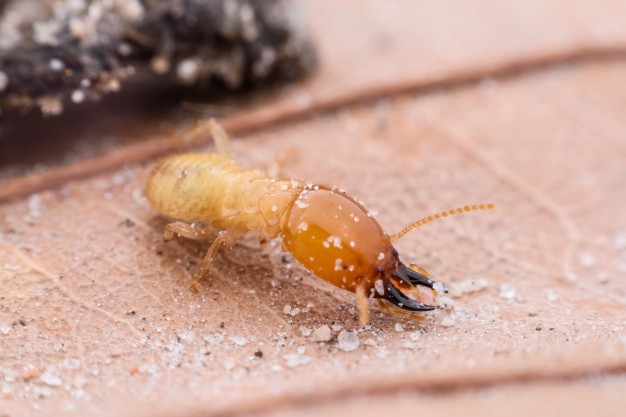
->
left=1, top=1, right=626, bottom=417
left=3, top=1, right=625, bottom=182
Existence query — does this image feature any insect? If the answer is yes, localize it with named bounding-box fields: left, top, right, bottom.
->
left=145, top=120, right=495, bottom=324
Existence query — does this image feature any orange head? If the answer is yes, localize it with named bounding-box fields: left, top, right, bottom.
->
left=280, top=185, right=494, bottom=311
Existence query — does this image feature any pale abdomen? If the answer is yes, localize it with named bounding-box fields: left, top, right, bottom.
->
left=145, top=153, right=256, bottom=221
left=145, top=153, right=301, bottom=236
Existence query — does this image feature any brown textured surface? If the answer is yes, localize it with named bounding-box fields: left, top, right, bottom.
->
left=266, top=378, right=626, bottom=417
left=2, top=1, right=626, bottom=416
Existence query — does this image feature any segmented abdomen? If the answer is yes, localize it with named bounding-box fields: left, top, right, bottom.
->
left=145, top=153, right=254, bottom=221
left=145, top=153, right=301, bottom=236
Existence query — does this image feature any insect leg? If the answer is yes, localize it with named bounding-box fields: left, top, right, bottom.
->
left=163, top=221, right=213, bottom=241
left=207, top=119, right=231, bottom=155
left=356, top=284, right=370, bottom=325
left=180, top=119, right=231, bottom=155
left=190, top=231, right=237, bottom=292
left=267, top=147, right=298, bottom=178
left=376, top=298, right=407, bottom=317
left=386, top=283, right=437, bottom=311
left=375, top=299, right=426, bottom=323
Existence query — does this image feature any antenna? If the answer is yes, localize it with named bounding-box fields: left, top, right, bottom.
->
left=389, top=203, right=495, bottom=242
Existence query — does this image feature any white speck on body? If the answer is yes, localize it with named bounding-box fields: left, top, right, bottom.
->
left=334, top=258, right=343, bottom=271
left=375, top=279, right=385, bottom=296
left=378, top=252, right=385, bottom=261
left=330, top=236, right=342, bottom=248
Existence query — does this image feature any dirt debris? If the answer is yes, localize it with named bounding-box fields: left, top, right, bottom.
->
left=0, top=0, right=316, bottom=116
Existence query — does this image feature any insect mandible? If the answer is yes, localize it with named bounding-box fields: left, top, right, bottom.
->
left=145, top=120, right=495, bottom=324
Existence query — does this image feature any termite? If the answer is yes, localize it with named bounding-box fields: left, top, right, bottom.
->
left=145, top=120, right=495, bottom=324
